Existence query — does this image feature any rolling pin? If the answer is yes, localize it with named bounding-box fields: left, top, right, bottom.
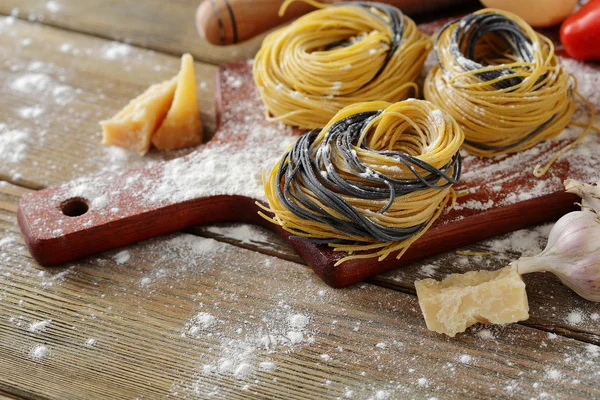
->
left=196, top=0, right=474, bottom=45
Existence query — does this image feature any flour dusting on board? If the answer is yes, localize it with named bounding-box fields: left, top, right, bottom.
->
left=19, top=64, right=299, bottom=239
left=143, top=66, right=296, bottom=203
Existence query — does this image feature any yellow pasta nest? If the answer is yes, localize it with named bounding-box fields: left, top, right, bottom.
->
left=260, top=100, right=464, bottom=265
left=253, top=0, right=432, bottom=129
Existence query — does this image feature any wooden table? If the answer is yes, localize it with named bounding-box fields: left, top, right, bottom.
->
left=0, top=1, right=598, bottom=399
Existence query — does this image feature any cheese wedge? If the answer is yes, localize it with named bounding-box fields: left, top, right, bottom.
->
left=415, top=267, right=529, bottom=337
left=100, top=77, right=177, bottom=154
left=152, top=53, right=203, bottom=150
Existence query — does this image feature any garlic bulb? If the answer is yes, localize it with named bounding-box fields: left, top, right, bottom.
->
left=511, top=180, right=600, bottom=302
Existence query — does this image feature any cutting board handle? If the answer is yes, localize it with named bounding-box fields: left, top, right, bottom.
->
left=16, top=159, right=266, bottom=266
left=195, top=0, right=474, bottom=46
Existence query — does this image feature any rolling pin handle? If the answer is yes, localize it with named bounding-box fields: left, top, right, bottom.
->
left=196, top=0, right=318, bottom=46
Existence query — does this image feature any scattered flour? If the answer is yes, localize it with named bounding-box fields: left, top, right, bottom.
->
left=29, top=345, right=49, bottom=360
left=11, top=73, right=52, bottom=94
left=419, top=264, right=438, bottom=277
left=566, top=310, right=584, bottom=325
left=28, top=320, right=51, bottom=333
left=186, top=312, right=217, bottom=336
left=10, top=69, right=75, bottom=107
left=286, top=330, right=304, bottom=344
left=288, top=314, right=309, bottom=330
left=51, top=84, right=74, bottom=105
left=59, top=43, right=73, bottom=53
left=233, top=362, right=252, bottom=380
left=38, top=267, right=75, bottom=288
left=259, top=361, right=277, bottom=371
left=0, top=124, right=29, bottom=163
left=17, top=105, right=45, bottom=119
left=458, top=354, right=472, bottom=364
left=225, top=74, right=243, bottom=89
left=0, top=236, right=17, bottom=248
left=586, top=344, right=599, bottom=357
left=101, top=42, right=132, bottom=60
left=113, top=250, right=131, bottom=265
left=476, top=223, right=551, bottom=258
left=46, top=1, right=61, bottom=13
left=166, top=236, right=224, bottom=256
left=139, top=277, right=152, bottom=286
left=546, top=369, right=562, bottom=380
left=562, top=58, right=600, bottom=107
left=91, top=195, right=109, bottom=209
left=205, top=224, right=270, bottom=245
left=186, top=305, right=314, bottom=392
left=375, top=391, right=390, bottom=400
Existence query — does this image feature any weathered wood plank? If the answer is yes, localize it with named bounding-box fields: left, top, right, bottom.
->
left=2, top=181, right=599, bottom=399
left=190, top=222, right=600, bottom=345
left=0, top=0, right=263, bottom=65
left=0, top=17, right=217, bottom=189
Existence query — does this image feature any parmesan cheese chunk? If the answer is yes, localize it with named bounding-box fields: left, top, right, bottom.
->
left=100, top=77, right=177, bottom=154
left=152, top=53, right=203, bottom=150
left=415, top=267, right=529, bottom=337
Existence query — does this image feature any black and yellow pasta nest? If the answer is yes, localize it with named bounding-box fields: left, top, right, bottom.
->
left=259, top=100, right=465, bottom=265
left=424, top=9, right=576, bottom=163
left=253, top=0, right=432, bottom=129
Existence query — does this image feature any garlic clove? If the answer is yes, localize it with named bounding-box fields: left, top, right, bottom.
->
left=552, top=257, right=600, bottom=302
left=511, top=209, right=600, bottom=302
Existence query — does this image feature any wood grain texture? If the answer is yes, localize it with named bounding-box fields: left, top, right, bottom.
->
left=2, top=181, right=600, bottom=400
left=0, top=17, right=217, bottom=190
left=0, top=0, right=263, bottom=65
left=191, top=221, right=600, bottom=345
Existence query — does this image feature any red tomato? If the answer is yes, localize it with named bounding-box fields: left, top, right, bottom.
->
left=560, top=0, right=600, bottom=60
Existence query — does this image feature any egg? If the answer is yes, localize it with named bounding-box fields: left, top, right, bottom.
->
left=480, top=0, right=577, bottom=27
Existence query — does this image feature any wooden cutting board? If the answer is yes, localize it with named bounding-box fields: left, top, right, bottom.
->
left=17, top=20, right=600, bottom=288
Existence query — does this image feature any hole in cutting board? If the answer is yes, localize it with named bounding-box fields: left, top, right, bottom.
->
left=61, top=198, right=89, bottom=217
